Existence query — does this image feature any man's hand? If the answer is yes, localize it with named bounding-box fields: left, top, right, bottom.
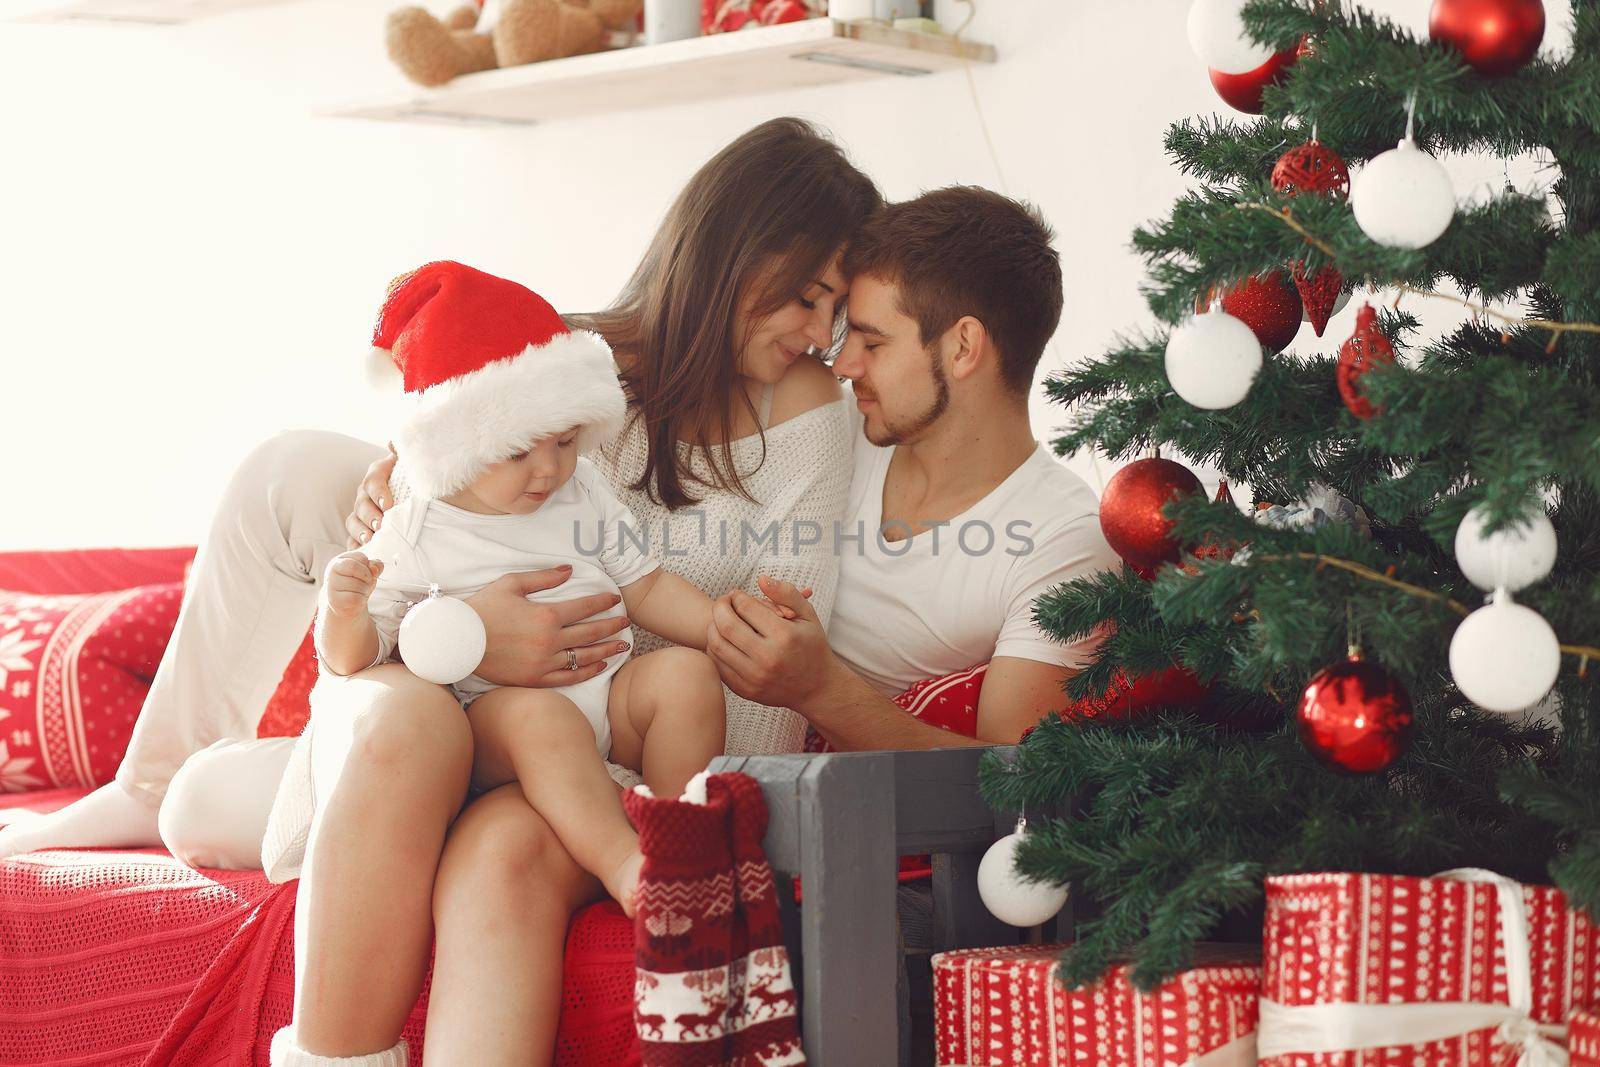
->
left=706, top=575, right=832, bottom=709
left=346, top=446, right=398, bottom=549
left=466, top=567, right=633, bottom=688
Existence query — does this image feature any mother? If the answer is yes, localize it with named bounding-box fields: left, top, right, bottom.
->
left=277, top=118, right=875, bottom=1067
left=2, top=117, right=880, bottom=1066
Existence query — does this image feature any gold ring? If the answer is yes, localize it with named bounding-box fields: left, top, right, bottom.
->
left=565, top=648, right=579, bottom=671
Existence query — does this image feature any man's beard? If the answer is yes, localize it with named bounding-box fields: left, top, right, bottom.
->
left=866, top=351, right=950, bottom=447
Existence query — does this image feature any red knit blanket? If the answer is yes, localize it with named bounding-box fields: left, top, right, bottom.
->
left=0, top=664, right=1006, bottom=1065
left=0, top=788, right=636, bottom=1066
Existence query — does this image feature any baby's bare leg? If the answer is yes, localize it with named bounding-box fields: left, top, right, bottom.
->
left=607, top=647, right=727, bottom=798
left=465, top=686, right=640, bottom=913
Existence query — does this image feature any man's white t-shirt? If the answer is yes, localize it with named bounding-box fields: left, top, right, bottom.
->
left=827, top=388, right=1119, bottom=697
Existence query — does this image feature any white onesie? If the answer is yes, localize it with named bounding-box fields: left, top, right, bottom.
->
left=317, top=456, right=659, bottom=756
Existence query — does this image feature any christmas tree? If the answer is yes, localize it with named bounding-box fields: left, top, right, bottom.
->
left=980, top=0, right=1600, bottom=991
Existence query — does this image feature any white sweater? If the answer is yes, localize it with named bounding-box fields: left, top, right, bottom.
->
left=589, top=388, right=855, bottom=756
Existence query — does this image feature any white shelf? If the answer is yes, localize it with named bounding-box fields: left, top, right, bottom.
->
left=323, top=18, right=996, bottom=127
left=16, top=0, right=288, bottom=24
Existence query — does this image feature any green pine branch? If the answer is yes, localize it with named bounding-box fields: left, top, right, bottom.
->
left=1002, top=0, right=1600, bottom=993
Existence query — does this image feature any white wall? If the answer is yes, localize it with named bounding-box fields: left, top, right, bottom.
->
left=0, top=0, right=1572, bottom=549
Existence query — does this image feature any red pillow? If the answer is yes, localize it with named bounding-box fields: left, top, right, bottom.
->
left=257, top=622, right=317, bottom=739
left=0, top=582, right=182, bottom=793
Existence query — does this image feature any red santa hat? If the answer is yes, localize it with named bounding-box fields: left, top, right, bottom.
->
left=369, top=260, right=625, bottom=499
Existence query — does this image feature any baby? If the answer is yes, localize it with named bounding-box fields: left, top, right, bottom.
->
left=305, top=260, right=791, bottom=913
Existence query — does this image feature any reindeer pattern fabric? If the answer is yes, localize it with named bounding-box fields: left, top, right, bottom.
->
left=624, top=772, right=805, bottom=1067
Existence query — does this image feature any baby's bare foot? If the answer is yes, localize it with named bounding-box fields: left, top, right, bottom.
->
left=608, top=850, right=645, bottom=918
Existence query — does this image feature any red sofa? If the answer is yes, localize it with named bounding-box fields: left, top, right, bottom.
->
left=0, top=547, right=641, bottom=1066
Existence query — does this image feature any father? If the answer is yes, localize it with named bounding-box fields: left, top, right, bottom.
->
left=708, top=186, right=1117, bottom=747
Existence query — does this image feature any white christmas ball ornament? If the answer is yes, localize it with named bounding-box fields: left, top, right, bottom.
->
left=1186, top=0, right=1275, bottom=73
left=1449, top=595, right=1560, bottom=714
left=1351, top=138, right=1456, bottom=249
left=977, top=830, right=1069, bottom=927
left=1165, top=310, right=1263, bottom=410
left=398, top=589, right=486, bottom=685
left=1454, top=504, right=1557, bottom=593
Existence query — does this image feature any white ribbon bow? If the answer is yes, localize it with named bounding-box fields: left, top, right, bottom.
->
left=1257, top=868, right=1569, bottom=1066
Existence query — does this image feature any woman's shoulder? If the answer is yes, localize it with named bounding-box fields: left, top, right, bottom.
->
left=766, top=353, right=843, bottom=428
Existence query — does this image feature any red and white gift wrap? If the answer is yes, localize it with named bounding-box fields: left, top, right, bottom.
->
left=1572, top=1009, right=1600, bottom=1066
left=1259, top=869, right=1600, bottom=1066
left=932, top=943, right=1261, bottom=1067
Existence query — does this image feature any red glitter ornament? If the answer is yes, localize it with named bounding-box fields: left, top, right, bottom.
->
left=1220, top=272, right=1303, bottom=354
left=1297, top=653, right=1414, bottom=774
left=1272, top=140, right=1352, bottom=337
left=1100, top=458, right=1204, bottom=577
left=1429, top=0, right=1544, bottom=77
left=1290, top=263, right=1346, bottom=338
left=1336, top=303, right=1397, bottom=419
left=1070, top=665, right=1212, bottom=721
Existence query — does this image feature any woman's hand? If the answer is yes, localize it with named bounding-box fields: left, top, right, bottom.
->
left=755, top=586, right=812, bottom=621
left=466, top=567, right=634, bottom=688
left=323, top=552, right=384, bottom=619
left=346, top=445, right=398, bottom=549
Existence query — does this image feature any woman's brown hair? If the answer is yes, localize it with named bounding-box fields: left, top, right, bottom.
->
left=568, top=117, right=881, bottom=509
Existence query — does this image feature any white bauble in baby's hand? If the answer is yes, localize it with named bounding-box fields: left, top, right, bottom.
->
left=399, top=589, right=486, bottom=685
left=977, top=829, right=1069, bottom=927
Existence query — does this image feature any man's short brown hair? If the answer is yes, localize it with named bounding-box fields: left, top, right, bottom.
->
left=842, top=186, right=1063, bottom=395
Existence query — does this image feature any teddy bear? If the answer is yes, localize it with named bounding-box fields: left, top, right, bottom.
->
left=386, top=0, right=644, bottom=88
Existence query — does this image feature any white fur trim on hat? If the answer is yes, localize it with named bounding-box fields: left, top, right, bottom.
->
left=394, top=329, right=625, bottom=499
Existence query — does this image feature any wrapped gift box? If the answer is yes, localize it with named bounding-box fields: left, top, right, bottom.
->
left=1259, top=871, right=1600, bottom=1066
left=1573, top=1008, right=1600, bottom=1067
left=932, top=942, right=1261, bottom=1067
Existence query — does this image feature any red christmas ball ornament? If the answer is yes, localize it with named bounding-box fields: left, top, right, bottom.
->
left=1429, top=0, right=1544, bottom=77
left=1100, top=458, right=1204, bottom=577
left=1297, top=653, right=1414, bottom=773
left=1271, top=140, right=1351, bottom=337
left=1208, top=35, right=1310, bottom=113
left=1219, top=272, right=1303, bottom=355
left=1336, top=303, right=1397, bottom=420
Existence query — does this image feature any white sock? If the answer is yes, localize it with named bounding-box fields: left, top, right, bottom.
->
left=269, top=1027, right=408, bottom=1067
left=0, top=781, right=162, bottom=859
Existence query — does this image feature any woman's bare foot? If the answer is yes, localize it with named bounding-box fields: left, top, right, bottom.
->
left=607, top=849, right=645, bottom=918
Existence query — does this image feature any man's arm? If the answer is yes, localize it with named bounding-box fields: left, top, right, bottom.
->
left=971, top=656, right=1081, bottom=743
left=799, top=655, right=991, bottom=751
left=801, top=654, right=1078, bottom=750
left=708, top=578, right=1076, bottom=750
